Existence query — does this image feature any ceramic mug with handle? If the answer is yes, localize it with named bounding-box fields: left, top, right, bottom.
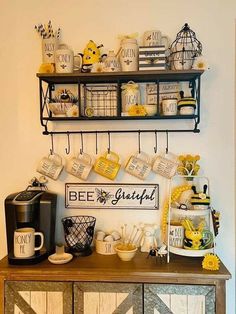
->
left=66, top=152, right=93, bottom=180
left=125, top=151, right=151, bottom=180
left=14, top=227, right=44, bottom=258
left=152, top=152, right=178, bottom=179
left=143, top=30, right=170, bottom=48
left=37, top=153, right=63, bottom=180
left=55, top=45, right=81, bottom=73
left=94, top=151, right=121, bottom=180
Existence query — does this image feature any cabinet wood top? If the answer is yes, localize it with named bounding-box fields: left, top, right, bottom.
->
left=0, top=252, right=231, bottom=283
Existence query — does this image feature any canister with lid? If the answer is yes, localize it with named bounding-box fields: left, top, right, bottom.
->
left=119, top=38, right=138, bottom=71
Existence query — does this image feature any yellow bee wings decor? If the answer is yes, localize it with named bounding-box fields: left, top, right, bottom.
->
left=79, top=40, right=106, bottom=72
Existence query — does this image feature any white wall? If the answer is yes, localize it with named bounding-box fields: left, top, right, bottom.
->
left=1, top=0, right=235, bottom=311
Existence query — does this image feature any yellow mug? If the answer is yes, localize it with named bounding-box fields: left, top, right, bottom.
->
left=94, top=151, right=121, bottom=180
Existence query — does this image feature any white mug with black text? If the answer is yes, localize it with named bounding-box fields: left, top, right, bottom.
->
left=14, top=228, right=44, bottom=258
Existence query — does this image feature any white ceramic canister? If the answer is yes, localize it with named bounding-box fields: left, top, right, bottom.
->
left=55, top=45, right=74, bottom=73
left=42, top=37, right=58, bottom=63
left=162, top=98, right=178, bottom=116
left=121, top=81, right=140, bottom=113
left=104, top=51, right=121, bottom=72
left=119, top=38, right=138, bottom=71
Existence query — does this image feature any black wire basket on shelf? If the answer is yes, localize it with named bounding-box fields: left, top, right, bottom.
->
left=167, top=23, right=202, bottom=70
left=62, top=215, right=96, bottom=256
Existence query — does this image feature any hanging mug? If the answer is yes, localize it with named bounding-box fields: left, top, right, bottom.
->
left=152, top=152, right=178, bottom=179
left=119, top=38, right=138, bottom=71
left=66, top=152, right=93, bottom=180
left=37, top=153, right=63, bottom=180
left=94, top=151, right=121, bottom=180
left=125, top=151, right=152, bottom=180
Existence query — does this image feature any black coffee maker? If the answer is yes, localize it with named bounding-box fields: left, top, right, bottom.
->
left=5, top=178, right=57, bottom=265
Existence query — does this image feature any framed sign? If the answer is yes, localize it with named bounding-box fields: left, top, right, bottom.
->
left=65, top=183, right=159, bottom=210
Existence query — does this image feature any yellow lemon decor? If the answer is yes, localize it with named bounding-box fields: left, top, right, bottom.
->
left=202, top=254, right=220, bottom=271
left=128, top=104, right=147, bottom=117
left=38, top=63, right=55, bottom=73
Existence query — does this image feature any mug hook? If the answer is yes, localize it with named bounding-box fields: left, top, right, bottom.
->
left=138, top=130, right=141, bottom=154
left=65, top=132, right=71, bottom=155
left=107, top=131, right=111, bottom=154
left=50, top=133, right=54, bottom=155
left=154, top=130, right=158, bottom=154
left=80, top=132, right=84, bottom=154
left=166, top=130, right=169, bottom=154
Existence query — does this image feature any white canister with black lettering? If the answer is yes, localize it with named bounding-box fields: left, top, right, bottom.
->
left=119, top=38, right=138, bottom=72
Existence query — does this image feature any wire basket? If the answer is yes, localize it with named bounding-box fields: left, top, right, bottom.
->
left=82, top=84, right=118, bottom=117
left=62, top=215, right=96, bottom=256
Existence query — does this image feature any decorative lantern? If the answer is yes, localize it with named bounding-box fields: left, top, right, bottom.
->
left=168, top=23, right=202, bottom=70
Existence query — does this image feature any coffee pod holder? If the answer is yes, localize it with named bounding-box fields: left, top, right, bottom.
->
left=166, top=175, right=216, bottom=263
left=62, top=215, right=96, bottom=256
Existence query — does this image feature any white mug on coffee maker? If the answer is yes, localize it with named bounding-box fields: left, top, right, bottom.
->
left=14, top=227, right=44, bottom=258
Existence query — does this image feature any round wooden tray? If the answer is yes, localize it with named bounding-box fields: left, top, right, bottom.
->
left=169, top=245, right=214, bottom=257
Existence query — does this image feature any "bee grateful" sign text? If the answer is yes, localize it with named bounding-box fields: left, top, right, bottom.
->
left=65, top=183, right=159, bottom=209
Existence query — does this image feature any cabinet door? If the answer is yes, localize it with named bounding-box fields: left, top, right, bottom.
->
left=5, top=281, right=72, bottom=314
left=144, top=284, right=215, bottom=314
left=74, top=282, right=142, bottom=314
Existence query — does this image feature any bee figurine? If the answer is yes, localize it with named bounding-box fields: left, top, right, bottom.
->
left=147, top=244, right=168, bottom=263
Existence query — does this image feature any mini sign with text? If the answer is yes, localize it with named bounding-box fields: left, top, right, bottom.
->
left=65, top=183, right=159, bottom=209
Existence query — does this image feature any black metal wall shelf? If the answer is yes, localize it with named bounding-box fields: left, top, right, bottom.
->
left=37, top=69, right=203, bottom=135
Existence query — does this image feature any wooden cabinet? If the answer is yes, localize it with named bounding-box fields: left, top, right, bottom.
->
left=0, top=252, right=231, bottom=314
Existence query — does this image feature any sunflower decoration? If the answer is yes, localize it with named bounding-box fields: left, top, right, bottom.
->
left=202, top=254, right=220, bottom=271
left=192, top=56, right=209, bottom=71
left=128, top=104, right=147, bottom=117
left=177, top=154, right=200, bottom=176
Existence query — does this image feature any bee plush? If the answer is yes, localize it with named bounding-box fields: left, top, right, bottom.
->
left=191, top=184, right=210, bottom=210
left=79, top=40, right=106, bottom=72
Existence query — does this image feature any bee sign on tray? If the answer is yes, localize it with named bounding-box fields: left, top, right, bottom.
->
left=65, top=183, right=159, bottom=209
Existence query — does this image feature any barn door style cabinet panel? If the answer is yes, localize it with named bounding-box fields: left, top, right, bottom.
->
left=0, top=252, right=231, bottom=314
left=144, top=284, right=215, bottom=314
left=5, top=281, right=72, bottom=314
left=37, top=70, right=203, bottom=134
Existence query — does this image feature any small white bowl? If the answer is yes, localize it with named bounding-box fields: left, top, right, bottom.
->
left=144, top=104, right=157, bottom=116
left=115, top=244, right=137, bottom=261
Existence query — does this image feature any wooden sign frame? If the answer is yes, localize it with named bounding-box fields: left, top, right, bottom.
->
left=65, top=183, right=159, bottom=210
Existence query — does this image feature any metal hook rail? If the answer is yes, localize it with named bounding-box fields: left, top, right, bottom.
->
left=43, top=128, right=200, bottom=136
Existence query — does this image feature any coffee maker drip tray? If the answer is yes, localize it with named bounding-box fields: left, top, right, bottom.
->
left=8, top=250, right=48, bottom=265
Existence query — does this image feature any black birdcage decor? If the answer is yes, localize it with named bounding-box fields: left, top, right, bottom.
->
left=168, top=23, right=202, bottom=70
